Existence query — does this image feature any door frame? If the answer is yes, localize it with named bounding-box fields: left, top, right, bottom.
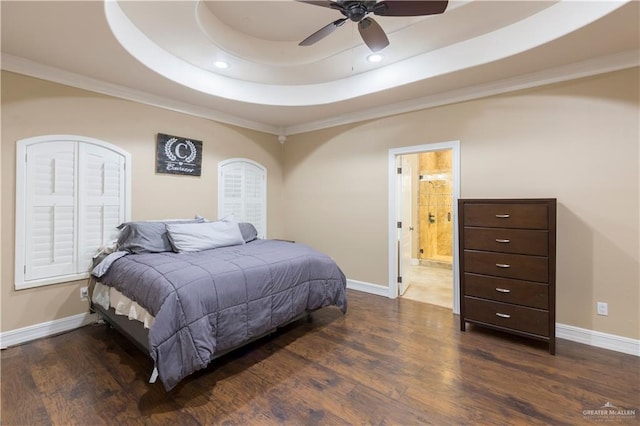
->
left=387, top=140, right=461, bottom=314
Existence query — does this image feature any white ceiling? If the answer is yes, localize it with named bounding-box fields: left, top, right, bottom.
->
left=1, top=1, right=639, bottom=136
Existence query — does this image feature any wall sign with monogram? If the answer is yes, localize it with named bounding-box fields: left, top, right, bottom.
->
left=156, top=133, right=203, bottom=176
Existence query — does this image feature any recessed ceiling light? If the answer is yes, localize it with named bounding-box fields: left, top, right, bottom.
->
left=214, top=61, right=229, bottom=69
left=367, top=54, right=384, bottom=63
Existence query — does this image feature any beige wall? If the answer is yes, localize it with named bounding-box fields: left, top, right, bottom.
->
left=1, top=71, right=285, bottom=332
left=3, top=68, right=639, bottom=341
left=284, top=68, right=640, bottom=340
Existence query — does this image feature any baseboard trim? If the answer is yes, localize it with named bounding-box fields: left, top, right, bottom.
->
left=556, top=323, right=639, bottom=357
left=2, top=302, right=637, bottom=358
left=347, top=279, right=391, bottom=298
left=0, top=312, right=97, bottom=349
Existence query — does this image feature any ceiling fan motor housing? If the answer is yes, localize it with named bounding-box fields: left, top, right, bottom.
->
left=338, top=0, right=379, bottom=22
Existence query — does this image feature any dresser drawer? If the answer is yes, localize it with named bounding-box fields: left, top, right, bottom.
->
left=464, top=273, right=548, bottom=309
left=463, top=204, right=548, bottom=229
left=464, top=297, right=549, bottom=337
left=463, top=227, right=548, bottom=256
left=464, top=251, right=548, bottom=282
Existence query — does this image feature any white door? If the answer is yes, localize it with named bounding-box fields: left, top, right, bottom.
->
left=397, top=155, right=414, bottom=296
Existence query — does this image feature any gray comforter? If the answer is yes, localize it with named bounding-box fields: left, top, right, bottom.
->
left=98, top=239, right=347, bottom=390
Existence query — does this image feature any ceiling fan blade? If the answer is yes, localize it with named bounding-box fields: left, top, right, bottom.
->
left=373, top=0, right=448, bottom=17
left=299, top=18, right=348, bottom=46
left=296, top=0, right=333, bottom=8
left=358, top=17, right=389, bottom=52
left=296, top=0, right=344, bottom=12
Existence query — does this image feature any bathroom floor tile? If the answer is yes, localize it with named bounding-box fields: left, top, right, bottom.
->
left=401, top=264, right=453, bottom=309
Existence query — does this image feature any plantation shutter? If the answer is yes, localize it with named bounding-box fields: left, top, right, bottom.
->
left=219, top=160, right=266, bottom=238
left=16, top=135, right=131, bottom=290
left=221, top=162, right=244, bottom=220
left=242, top=164, right=265, bottom=237
left=77, top=143, right=126, bottom=272
left=24, top=141, right=77, bottom=281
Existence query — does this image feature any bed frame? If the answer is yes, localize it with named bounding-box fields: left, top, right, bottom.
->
left=91, top=301, right=312, bottom=384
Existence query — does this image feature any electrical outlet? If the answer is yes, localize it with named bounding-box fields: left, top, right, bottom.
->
left=80, top=286, right=89, bottom=301
left=596, top=302, right=608, bottom=316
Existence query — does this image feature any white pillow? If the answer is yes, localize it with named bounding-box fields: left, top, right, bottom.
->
left=166, top=221, right=245, bottom=253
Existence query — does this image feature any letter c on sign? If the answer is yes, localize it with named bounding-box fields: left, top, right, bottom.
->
left=175, top=143, right=189, bottom=160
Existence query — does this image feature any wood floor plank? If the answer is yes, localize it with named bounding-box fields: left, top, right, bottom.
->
left=238, top=346, right=360, bottom=424
left=94, top=328, right=201, bottom=425
left=169, top=342, right=297, bottom=424
left=22, top=332, right=147, bottom=426
left=0, top=346, right=50, bottom=426
left=282, top=329, right=410, bottom=400
left=2, top=289, right=638, bottom=425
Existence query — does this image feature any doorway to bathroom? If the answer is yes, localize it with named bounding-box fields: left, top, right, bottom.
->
left=388, top=141, right=460, bottom=313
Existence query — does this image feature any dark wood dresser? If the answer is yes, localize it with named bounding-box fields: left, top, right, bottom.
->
left=458, top=198, right=557, bottom=354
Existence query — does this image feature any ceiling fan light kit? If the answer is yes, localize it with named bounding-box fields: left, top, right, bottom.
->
left=298, top=0, right=449, bottom=52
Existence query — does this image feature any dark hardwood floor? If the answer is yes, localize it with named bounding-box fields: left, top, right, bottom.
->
left=2, top=289, right=639, bottom=425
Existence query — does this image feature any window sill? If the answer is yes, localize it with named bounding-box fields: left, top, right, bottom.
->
left=15, top=272, right=90, bottom=290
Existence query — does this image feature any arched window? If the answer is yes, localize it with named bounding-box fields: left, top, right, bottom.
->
left=15, top=135, right=131, bottom=289
left=218, top=159, right=267, bottom=238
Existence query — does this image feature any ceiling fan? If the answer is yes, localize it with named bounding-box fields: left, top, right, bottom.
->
left=297, top=0, right=449, bottom=52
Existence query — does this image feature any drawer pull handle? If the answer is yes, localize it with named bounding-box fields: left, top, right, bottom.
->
left=495, top=214, right=510, bottom=218
left=495, top=239, right=510, bottom=243
left=495, top=288, right=511, bottom=293
left=496, top=263, right=510, bottom=268
left=496, top=313, right=511, bottom=319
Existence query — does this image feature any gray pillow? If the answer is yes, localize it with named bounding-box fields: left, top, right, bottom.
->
left=116, top=218, right=204, bottom=253
left=166, top=221, right=245, bottom=253
left=238, top=222, right=259, bottom=243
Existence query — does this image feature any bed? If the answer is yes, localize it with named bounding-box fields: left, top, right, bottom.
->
left=90, top=219, right=347, bottom=391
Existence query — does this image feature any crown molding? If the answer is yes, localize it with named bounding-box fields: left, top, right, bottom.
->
left=0, top=53, right=282, bottom=136
left=2, top=50, right=638, bottom=138
left=105, top=0, right=628, bottom=107
left=284, top=49, right=640, bottom=135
